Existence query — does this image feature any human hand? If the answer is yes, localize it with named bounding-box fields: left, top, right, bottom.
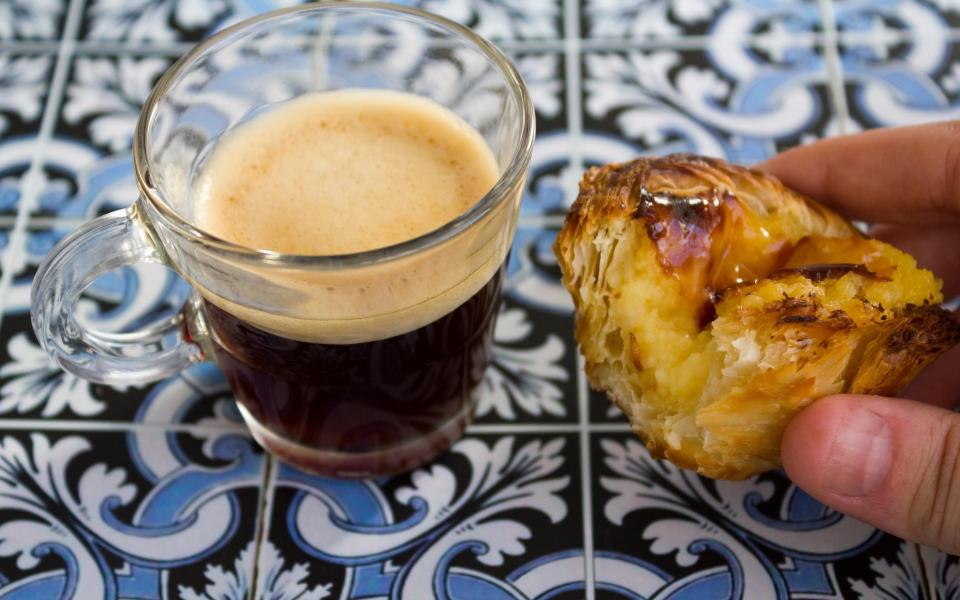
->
left=761, top=122, right=960, bottom=554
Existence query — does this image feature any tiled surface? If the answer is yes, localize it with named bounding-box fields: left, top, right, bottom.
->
left=581, top=41, right=842, bottom=166
left=0, top=3, right=67, bottom=42
left=580, top=0, right=825, bottom=41
left=78, top=0, right=565, bottom=45
left=839, top=29, right=960, bottom=129
left=0, top=0, right=957, bottom=597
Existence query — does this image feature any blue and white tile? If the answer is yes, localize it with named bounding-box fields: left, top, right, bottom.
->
left=505, top=50, right=578, bottom=218
left=0, top=1, right=67, bottom=42
left=833, top=0, right=960, bottom=38
left=32, top=54, right=176, bottom=219
left=0, top=225, right=13, bottom=281
left=0, top=51, right=57, bottom=217
left=411, top=0, right=564, bottom=41
left=590, top=433, right=921, bottom=599
left=0, top=52, right=55, bottom=139
left=58, top=54, right=174, bottom=155
left=262, top=432, right=586, bottom=599
left=80, top=0, right=564, bottom=45
left=0, top=426, right=265, bottom=598
left=0, top=223, right=242, bottom=427
left=918, top=546, right=960, bottom=599
left=581, top=0, right=824, bottom=43
left=480, top=225, right=577, bottom=425
left=581, top=40, right=844, bottom=167
left=838, top=27, right=960, bottom=129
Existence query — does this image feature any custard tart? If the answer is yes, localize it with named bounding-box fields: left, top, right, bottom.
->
left=555, top=154, right=960, bottom=479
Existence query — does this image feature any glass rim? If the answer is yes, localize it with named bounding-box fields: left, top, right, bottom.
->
left=132, top=1, right=535, bottom=268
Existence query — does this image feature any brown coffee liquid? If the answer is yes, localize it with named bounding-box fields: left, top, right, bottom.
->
left=203, top=267, right=502, bottom=475
left=192, top=90, right=503, bottom=476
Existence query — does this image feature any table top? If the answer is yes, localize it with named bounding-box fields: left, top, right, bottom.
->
left=1, top=0, right=959, bottom=598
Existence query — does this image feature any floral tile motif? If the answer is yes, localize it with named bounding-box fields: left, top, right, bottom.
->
left=920, top=546, right=960, bottom=599
left=505, top=50, right=578, bottom=218
left=263, top=433, right=586, bottom=599
left=80, top=0, right=563, bottom=45
left=581, top=42, right=844, bottom=167
left=0, top=52, right=57, bottom=217
left=0, top=53, right=55, bottom=139
left=590, top=432, right=918, bottom=599
left=32, top=54, right=176, bottom=219
left=511, top=51, right=567, bottom=134
left=521, top=130, right=580, bottom=217
left=838, top=540, right=930, bottom=599
left=833, top=0, right=960, bottom=37
left=0, top=1, right=67, bottom=42
left=59, top=54, right=174, bottom=154
left=0, top=427, right=265, bottom=598
left=838, top=27, right=960, bottom=129
left=581, top=0, right=824, bottom=42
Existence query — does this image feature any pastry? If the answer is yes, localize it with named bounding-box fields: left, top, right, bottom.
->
left=555, top=154, right=960, bottom=479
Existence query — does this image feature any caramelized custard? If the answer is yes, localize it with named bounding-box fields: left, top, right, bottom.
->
left=631, top=170, right=885, bottom=328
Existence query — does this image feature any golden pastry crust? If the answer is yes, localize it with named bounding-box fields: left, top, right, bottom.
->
left=555, top=154, right=960, bottom=479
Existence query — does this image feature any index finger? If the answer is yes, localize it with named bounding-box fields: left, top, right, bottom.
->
left=759, top=122, right=960, bottom=225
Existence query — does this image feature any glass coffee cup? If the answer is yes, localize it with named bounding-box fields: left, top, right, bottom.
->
left=30, top=3, right=534, bottom=478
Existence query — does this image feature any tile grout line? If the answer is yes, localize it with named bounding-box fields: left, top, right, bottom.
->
left=562, top=0, right=594, bottom=594
left=10, top=216, right=88, bottom=229
left=0, top=40, right=62, bottom=53
left=816, top=0, right=851, bottom=135
left=576, top=352, right=597, bottom=599
left=8, top=29, right=943, bottom=59
left=0, top=0, right=86, bottom=332
left=469, top=422, right=630, bottom=434
left=563, top=0, right=584, bottom=185
left=0, top=38, right=567, bottom=57
left=0, top=418, right=250, bottom=433
left=0, top=418, right=630, bottom=435
left=248, top=456, right=276, bottom=600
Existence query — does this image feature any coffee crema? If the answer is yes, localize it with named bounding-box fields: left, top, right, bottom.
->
left=194, top=89, right=499, bottom=255
left=191, top=89, right=506, bottom=344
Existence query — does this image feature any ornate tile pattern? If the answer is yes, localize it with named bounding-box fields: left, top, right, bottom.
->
left=0, top=0, right=956, bottom=597
left=79, top=0, right=565, bottom=44
left=833, top=0, right=960, bottom=37
left=580, top=42, right=843, bottom=166
left=589, top=433, right=929, bottom=599
left=0, top=2, right=67, bottom=42
left=581, top=0, right=825, bottom=42
left=838, top=25, right=960, bottom=129
left=0, top=427, right=265, bottom=598
left=262, top=433, right=585, bottom=599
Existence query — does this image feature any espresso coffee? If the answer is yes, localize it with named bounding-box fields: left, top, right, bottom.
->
left=192, top=90, right=503, bottom=476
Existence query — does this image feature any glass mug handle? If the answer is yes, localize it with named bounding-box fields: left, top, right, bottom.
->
left=30, top=202, right=204, bottom=385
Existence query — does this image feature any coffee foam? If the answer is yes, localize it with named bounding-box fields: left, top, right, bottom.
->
left=190, top=89, right=513, bottom=343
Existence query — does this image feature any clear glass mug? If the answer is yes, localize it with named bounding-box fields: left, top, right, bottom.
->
left=30, top=3, right=533, bottom=477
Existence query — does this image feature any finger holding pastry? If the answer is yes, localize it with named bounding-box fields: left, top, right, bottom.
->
left=554, top=152, right=960, bottom=480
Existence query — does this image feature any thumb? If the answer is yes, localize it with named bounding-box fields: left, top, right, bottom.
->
left=782, top=394, right=960, bottom=553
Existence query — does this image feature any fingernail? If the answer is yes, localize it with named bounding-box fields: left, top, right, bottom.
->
left=822, top=408, right=892, bottom=497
